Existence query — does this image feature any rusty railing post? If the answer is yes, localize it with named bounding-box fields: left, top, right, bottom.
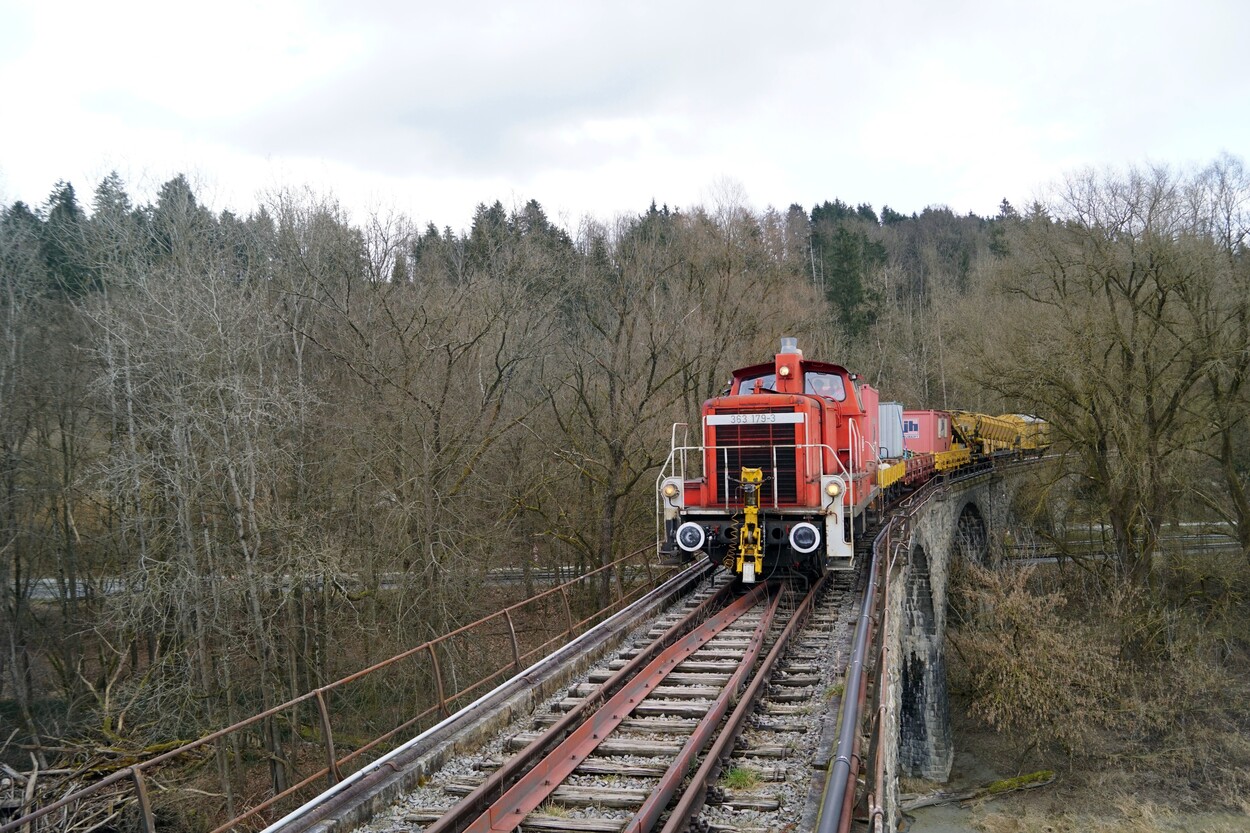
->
left=426, top=643, right=449, bottom=717
left=503, top=610, right=522, bottom=672
left=315, top=690, right=342, bottom=786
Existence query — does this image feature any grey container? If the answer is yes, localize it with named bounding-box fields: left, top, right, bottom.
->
left=878, top=402, right=904, bottom=460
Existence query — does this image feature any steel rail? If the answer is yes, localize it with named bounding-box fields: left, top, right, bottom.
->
left=458, top=582, right=773, bottom=833
left=262, top=560, right=712, bottom=833
left=661, top=574, right=827, bottom=833
left=625, top=583, right=785, bottom=833
left=421, top=577, right=742, bottom=833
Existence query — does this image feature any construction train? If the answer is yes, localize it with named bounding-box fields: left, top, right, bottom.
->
left=657, top=337, right=1049, bottom=581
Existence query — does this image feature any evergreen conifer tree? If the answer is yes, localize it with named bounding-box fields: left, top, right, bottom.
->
left=41, top=181, right=96, bottom=296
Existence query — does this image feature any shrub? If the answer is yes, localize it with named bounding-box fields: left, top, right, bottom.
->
left=948, top=563, right=1120, bottom=753
left=949, top=558, right=1250, bottom=808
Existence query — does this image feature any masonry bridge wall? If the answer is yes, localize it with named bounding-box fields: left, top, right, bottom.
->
left=876, top=469, right=1029, bottom=830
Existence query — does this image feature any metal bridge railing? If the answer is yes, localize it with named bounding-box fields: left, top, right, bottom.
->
left=1, top=548, right=673, bottom=833
left=817, top=457, right=1040, bottom=833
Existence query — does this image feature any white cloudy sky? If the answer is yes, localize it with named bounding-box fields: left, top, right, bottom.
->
left=0, top=0, right=1245, bottom=229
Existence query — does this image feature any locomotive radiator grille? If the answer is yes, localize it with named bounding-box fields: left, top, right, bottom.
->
left=712, top=423, right=799, bottom=506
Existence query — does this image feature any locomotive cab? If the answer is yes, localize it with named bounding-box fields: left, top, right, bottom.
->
left=658, top=337, right=880, bottom=581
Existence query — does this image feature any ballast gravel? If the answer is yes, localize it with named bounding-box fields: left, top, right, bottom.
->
left=353, top=574, right=857, bottom=833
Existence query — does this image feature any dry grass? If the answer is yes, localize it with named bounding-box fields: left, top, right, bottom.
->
left=946, top=557, right=1250, bottom=820
left=533, top=800, right=571, bottom=818
left=948, top=563, right=1120, bottom=752
left=974, top=794, right=1249, bottom=833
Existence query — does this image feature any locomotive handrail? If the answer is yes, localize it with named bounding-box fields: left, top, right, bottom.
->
left=660, top=441, right=854, bottom=499
left=846, top=419, right=863, bottom=552
left=669, top=421, right=691, bottom=479
left=655, top=439, right=860, bottom=556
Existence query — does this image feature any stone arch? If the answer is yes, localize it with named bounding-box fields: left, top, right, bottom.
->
left=907, top=544, right=935, bottom=634
left=954, top=501, right=989, bottom=565
left=889, top=470, right=1037, bottom=793
left=900, top=649, right=929, bottom=772
left=899, top=542, right=950, bottom=778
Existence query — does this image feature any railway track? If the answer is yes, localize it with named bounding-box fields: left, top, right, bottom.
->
left=348, top=567, right=862, bottom=833
left=288, top=471, right=1005, bottom=833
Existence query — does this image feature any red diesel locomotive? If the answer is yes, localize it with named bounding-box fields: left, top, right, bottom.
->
left=657, top=337, right=880, bottom=580
left=657, top=337, right=1049, bottom=582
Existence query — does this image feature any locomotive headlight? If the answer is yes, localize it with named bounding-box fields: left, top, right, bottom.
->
left=662, top=482, right=680, bottom=499
left=821, top=476, right=845, bottom=510
left=676, top=522, right=706, bottom=553
left=661, top=478, right=683, bottom=507
left=789, top=522, right=821, bottom=554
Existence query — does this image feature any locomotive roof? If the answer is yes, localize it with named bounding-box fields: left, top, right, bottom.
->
left=731, top=358, right=851, bottom=379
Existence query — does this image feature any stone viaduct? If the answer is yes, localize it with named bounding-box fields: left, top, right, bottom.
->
left=875, top=463, right=1041, bottom=827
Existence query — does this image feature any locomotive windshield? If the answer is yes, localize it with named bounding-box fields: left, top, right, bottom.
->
left=737, top=373, right=777, bottom=394
left=805, top=372, right=846, bottom=401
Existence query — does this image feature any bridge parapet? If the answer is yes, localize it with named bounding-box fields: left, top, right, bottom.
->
left=865, top=461, right=1041, bottom=832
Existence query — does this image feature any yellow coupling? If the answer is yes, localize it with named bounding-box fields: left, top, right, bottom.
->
left=735, top=467, right=764, bottom=582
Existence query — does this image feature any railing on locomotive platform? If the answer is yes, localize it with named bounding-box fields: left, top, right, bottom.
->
left=659, top=441, right=855, bottom=505
left=659, top=413, right=874, bottom=497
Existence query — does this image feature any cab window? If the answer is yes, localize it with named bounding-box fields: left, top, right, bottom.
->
left=736, top=373, right=777, bottom=395
left=804, top=372, right=846, bottom=401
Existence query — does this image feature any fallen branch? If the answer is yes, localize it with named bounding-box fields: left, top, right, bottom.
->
left=20, top=758, right=39, bottom=833
left=900, top=770, right=1056, bottom=811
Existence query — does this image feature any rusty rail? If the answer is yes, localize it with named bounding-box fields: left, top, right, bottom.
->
left=627, top=584, right=783, bottom=833
left=661, top=574, right=827, bottom=833
left=1, top=547, right=673, bottom=833
left=421, top=576, right=738, bottom=833
left=451, top=582, right=776, bottom=833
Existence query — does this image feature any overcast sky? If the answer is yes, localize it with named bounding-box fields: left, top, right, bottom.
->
left=1, top=0, right=1245, bottom=230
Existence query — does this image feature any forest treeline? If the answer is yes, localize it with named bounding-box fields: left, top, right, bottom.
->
left=1, top=157, right=1247, bottom=768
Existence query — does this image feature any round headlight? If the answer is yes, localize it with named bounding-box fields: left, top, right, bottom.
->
left=676, top=522, right=706, bottom=553
left=662, top=482, right=681, bottom=499
left=789, top=522, right=821, bottom=554
left=825, top=480, right=843, bottom=498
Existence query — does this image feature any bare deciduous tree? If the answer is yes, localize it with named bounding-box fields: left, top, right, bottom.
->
left=981, top=163, right=1245, bottom=584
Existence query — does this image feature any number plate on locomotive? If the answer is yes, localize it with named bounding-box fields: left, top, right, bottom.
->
left=706, top=413, right=805, bottom=426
